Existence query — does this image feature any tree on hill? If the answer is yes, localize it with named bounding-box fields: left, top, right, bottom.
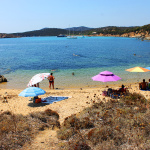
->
left=13, top=28, right=68, bottom=37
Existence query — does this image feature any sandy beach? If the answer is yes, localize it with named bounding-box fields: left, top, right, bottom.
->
left=0, top=83, right=150, bottom=149
left=1, top=83, right=150, bottom=124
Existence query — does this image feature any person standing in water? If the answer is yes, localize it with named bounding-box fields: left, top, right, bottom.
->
left=47, top=73, right=55, bottom=89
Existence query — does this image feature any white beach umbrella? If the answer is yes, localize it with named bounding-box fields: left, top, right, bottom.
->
left=27, top=73, right=50, bottom=87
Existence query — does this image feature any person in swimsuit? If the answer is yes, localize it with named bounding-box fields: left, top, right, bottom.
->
left=47, top=73, right=55, bottom=89
left=139, top=79, right=148, bottom=90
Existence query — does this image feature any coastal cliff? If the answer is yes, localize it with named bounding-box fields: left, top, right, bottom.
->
left=96, top=31, right=150, bottom=38
left=86, top=24, right=150, bottom=40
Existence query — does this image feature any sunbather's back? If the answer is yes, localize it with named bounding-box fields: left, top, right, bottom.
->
left=140, top=82, right=147, bottom=90
left=139, top=79, right=148, bottom=90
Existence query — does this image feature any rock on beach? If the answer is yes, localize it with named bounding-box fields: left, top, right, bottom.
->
left=0, top=75, right=7, bottom=83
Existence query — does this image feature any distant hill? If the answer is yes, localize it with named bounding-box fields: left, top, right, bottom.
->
left=0, top=24, right=150, bottom=38
left=13, top=26, right=93, bottom=37
left=83, top=26, right=138, bottom=35
left=11, top=26, right=93, bottom=37
left=83, top=24, right=150, bottom=36
left=13, top=28, right=68, bottom=37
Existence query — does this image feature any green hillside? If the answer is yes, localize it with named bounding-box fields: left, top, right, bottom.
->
left=13, top=28, right=68, bottom=37
left=84, top=24, right=150, bottom=35
left=0, top=24, right=150, bottom=38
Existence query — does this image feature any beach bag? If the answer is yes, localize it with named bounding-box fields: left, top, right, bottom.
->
left=35, top=98, right=41, bottom=103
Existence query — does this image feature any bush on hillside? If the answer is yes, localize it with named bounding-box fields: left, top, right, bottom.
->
left=0, top=109, right=60, bottom=149
left=57, top=92, right=150, bottom=149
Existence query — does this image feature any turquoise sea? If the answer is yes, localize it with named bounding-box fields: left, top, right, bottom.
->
left=0, top=36, right=150, bottom=89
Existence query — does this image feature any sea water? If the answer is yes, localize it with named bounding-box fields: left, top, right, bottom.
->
left=0, top=36, right=150, bottom=89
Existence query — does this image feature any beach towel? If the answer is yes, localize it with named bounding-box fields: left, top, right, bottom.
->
left=41, top=96, right=69, bottom=104
left=140, top=89, right=150, bottom=91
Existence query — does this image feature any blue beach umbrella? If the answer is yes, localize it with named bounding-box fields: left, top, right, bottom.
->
left=145, top=67, right=150, bottom=70
left=19, top=87, right=46, bottom=97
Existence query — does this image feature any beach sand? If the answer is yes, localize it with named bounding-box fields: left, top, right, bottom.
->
left=0, top=83, right=150, bottom=149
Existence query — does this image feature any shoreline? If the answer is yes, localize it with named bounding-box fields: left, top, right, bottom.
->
left=0, top=80, right=138, bottom=90
left=1, top=32, right=150, bottom=40
left=1, top=65, right=150, bottom=91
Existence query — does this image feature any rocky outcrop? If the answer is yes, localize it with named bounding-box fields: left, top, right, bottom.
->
left=144, top=37, right=150, bottom=40
left=0, top=75, right=7, bottom=83
left=96, top=31, right=150, bottom=40
left=120, top=31, right=150, bottom=38
left=0, top=33, right=19, bottom=38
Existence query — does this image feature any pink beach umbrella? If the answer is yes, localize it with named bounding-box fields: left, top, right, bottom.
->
left=92, top=71, right=121, bottom=82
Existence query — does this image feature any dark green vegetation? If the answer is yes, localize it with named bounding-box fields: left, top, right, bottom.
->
left=0, top=24, right=150, bottom=38
left=57, top=92, right=150, bottom=150
left=0, top=109, right=60, bottom=150
left=13, top=26, right=93, bottom=37
left=13, top=28, right=68, bottom=37
left=84, top=24, right=150, bottom=35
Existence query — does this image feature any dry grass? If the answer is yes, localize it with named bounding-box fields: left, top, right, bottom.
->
left=1, top=92, right=150, bottom=149
left=0, top=108, right=60, bottom=150
left=57, top=92, right=150, bottom=150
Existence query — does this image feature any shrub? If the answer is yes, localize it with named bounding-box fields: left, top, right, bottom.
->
left=45, top=108, right=59, bottom=119
left=0, top=111, right=33, bottom=149
left=57, top=92, right=150, bottom=149
left=57, top=127, right=77, bottom=140
left=70, top=141, right=91, bottom=150
left=30, top=110, right=60, bottom=129
left=79, top=117, right=94, bottom=129
left=0, top=109, right=60, bottom=149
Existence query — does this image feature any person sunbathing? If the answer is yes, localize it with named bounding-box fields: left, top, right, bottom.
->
left=118, top=84, right=126, bottom=93
left=139, top=79, right=148, bottom=90
left=110, top=85, right=126, bottom=98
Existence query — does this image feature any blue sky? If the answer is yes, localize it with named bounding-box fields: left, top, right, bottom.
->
left=0, top=0, right=150, bottom=33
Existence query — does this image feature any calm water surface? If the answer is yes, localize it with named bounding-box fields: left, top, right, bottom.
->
left=0, top=36, right=150, bottom=89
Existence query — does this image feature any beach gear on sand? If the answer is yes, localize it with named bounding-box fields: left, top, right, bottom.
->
left=27, top=73, right=50, bottom=87
left=19, top=87, right=46, bottom=97
left=92, top=71, right=121, bottom=82
left=35, top=98, right=42, bottom=103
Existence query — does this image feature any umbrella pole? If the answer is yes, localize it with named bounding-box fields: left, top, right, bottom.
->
left=104, top=83, right=107, bottom=90
left=104, top=83, right=108, bottom=95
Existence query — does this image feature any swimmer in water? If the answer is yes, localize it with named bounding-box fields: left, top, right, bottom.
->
left=73, top=53, right=78, bottom=56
